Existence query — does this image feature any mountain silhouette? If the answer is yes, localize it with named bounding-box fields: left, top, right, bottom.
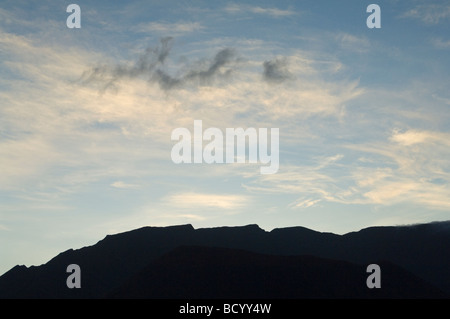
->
left=108, top=246, right=445, bottom=299
left=0, top=221, right=449, bottom=298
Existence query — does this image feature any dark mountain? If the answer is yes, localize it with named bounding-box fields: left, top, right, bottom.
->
left=108, top=246, right=445, bottom=299
left=0, top=221, right=449, bottom=298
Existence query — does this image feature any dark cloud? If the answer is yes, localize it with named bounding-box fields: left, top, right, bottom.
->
left=153, top=69, right=182, bottom=90
left=262, top=58, right=293, bottom=83
left=153, top=48, right=236, bottom=89
left=186, top=48, right=235, bottom=81
left=79, top=37, right=173, bottom=92
left=80, top=38, right=237, bottom=92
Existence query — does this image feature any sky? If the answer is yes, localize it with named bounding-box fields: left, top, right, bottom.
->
left=0, top=0, right=449, bottom=276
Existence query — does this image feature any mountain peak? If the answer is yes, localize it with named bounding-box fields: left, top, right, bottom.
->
left=198, top=224, right=266, bottom=232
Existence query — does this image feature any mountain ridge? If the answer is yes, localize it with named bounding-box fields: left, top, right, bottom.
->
left=108, top=245, right=446, bottom=299
left=0, top=221, right=449, bottom=298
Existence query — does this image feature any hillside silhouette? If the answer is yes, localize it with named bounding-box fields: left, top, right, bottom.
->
left=0, top=221, right=449, bottom=298
left=108, top=246, right=445, bottom=299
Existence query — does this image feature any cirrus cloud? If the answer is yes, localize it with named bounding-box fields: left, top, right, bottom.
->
left=164, top=192, right=249, bottom=210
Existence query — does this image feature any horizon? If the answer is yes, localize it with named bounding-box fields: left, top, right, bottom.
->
left=1, top=0, right=450, bottom=277
left=3, top=218, right=450, bottom=277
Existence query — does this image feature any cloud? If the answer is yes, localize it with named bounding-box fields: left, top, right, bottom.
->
left=401, top=4, right=450, bottom=24
left=345, top=129, right=450, bottom=208
left=0, top=29, right=178, bottom=195
left=165, top=192, right=249, bottom=210
left=225, top=4, right=296, bottom=17
left=242, top=127, right=450, bottom=211
left=262, top=57, right=293, bottom=83
left=80, top=38, right=238, bottom=91
left=242, top=155, right=340, bottom=196
left=0, top=136, right=61, bottom=189
left=335, top=32, right=370, bottom=52
left=172, top=214, right=207, bottom=221
left=289, top=198, right=322, bottom=209
left=431, top=37, right=450, bottom=49
left=77, top=37, right=363, bottom=126
left=133, top=21, right=203, bottom=34
left=80, top=37, right=174, bottom=92
left=0, top=22, right=382, bottom=224
left=110, top=181, right=140, bottom=189
left=0, top=25, right=365, bottom=201
left=389, top=129, right=450, bottom=146
left=154, top=47, right=237, bottom=90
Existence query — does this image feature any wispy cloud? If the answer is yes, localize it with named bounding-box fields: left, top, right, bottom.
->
left=0, top=28, right=364, bottom=203
left=334, top=32, right=370, bottom=53
left=165, top=192, right=249, bottom=210
left=111, top=181, right=140, bottom=189
left=243, top=127, right=450, bottom=211
left=289, top=198, right=322, bottom=209
left=346, top=129, right=450, bottom=208
left=225, top=3, right=296, bottom=17
left=401, top=4, right=450, bottom=24
left=133, top=21, right=203, bottom=34
left=431, top=37, right=450, bottom=49
left=242, top=155, right=340, bottom=196
left=390, top=129, right=450, bottom=146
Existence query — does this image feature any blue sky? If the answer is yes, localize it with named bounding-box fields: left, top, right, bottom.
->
left=1, top=0, right=450, bottom=275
